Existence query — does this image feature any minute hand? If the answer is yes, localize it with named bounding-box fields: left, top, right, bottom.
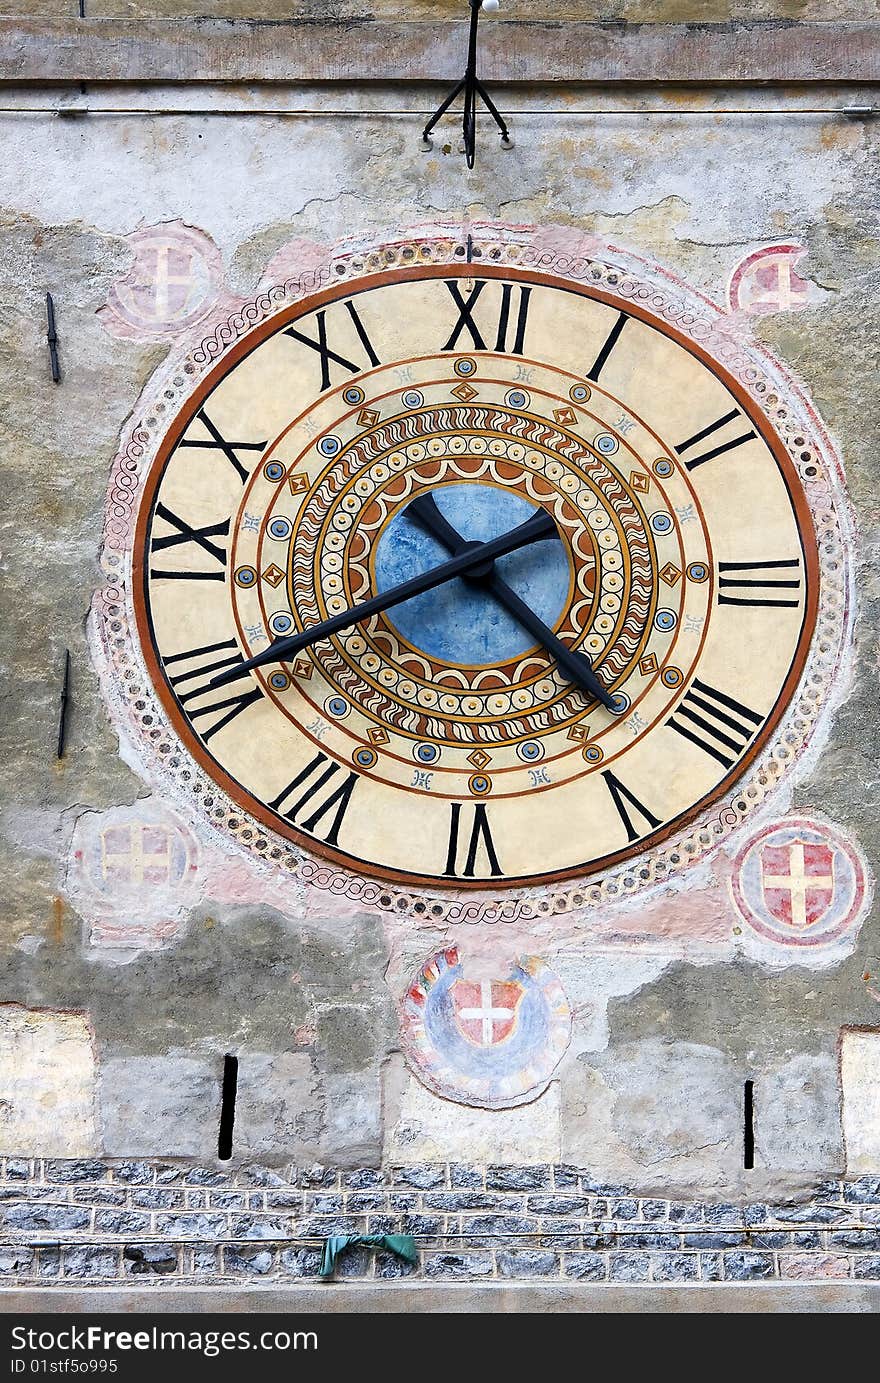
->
left=209, top=506, right=557, bottom=691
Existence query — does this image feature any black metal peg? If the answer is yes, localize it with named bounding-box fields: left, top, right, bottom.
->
left=56, top=649, right=71, bottom=759
left=422, top=0, right=512, bottom=169
left=46, top=293, right=60, bottom=383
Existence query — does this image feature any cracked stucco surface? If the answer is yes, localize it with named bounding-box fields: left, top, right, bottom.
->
left=0, top=74, right=877, bottom=1186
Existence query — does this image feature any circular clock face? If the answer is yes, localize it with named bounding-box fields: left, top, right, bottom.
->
left=132, top=261, right=818, bottom=889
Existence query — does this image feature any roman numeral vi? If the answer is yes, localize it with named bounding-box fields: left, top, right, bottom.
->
left=444, top=803, right=502, bottom=878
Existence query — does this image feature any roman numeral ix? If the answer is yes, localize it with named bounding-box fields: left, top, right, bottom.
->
left=150, top=503, right=230, bottom=581
left=675, top=408, right=757, bottom=472
left=717, top=558, right=802, bottom=608
left=269, top=754, right=360, bottom=846
left=442, top=280, right=532, bottom=354
left=666, top=679, right=763, bottom=769
left=444, top=803, right=502, bottom=878
left=284, top=301, right=380, bottom=391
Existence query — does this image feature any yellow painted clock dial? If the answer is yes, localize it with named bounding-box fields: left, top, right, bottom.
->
left=133, top=264, right=818, bottom=889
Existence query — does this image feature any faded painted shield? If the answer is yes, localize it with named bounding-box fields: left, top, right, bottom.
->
left=450, top=979, right=523, bottom=1047
left=760, top=838, right=835, bottom=929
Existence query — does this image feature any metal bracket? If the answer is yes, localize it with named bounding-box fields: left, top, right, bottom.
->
left=422, top=1, right=511, bottom=169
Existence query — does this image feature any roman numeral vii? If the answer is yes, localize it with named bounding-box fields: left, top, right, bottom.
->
left=269, top=754, right=360, bottom=846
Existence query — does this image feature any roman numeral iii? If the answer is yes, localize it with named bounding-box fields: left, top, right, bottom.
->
left=666, top=679, right=763, bottom=769
left=717, top=558, right=802, bottom=608
left=442, top=280, right=531, bottom=354
left=269, top=754, right=360, bottom=845
left=444, top=803, right=502, bottom=878
left=675, top=408, right=756, bottom=471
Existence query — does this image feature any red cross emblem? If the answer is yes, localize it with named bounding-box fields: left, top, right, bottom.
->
left=451, top=979, right=523, bottom=1046
left=760, top=838, right=836, bottom=929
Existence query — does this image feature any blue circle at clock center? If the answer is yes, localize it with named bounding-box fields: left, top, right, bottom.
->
left=373, top=485, right=571, bottom=667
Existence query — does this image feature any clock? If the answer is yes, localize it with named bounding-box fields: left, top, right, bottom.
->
left=98, top=226, right=846, bottom=916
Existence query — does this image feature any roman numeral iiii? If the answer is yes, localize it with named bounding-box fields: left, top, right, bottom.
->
left=666, top=679, right=763, bottom=769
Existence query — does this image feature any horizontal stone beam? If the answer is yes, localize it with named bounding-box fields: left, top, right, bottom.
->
left=1, top=19, right=880, bottom=87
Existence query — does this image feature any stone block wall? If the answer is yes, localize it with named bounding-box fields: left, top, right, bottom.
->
left=2, top=1160, right=880, bottom=1287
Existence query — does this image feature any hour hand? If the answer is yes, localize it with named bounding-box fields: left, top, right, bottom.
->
left=407, top=491, right=617, bottom=712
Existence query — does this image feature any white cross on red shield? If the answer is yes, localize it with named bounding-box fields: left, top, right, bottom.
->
left=451, top=979, right=524, bottom=1046
left=759, top=838, right=836, bottom=929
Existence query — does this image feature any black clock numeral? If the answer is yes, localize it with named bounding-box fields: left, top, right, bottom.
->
left=150, top=503, right=230, bottom=581
left=163, top=638, right=244, bottom=706
left=675, top=407, right=757, bottom=472
left=442, top=280, right=531, bottom=354
left=586, top=310, right=628, bottom=382
left=444, top=802, right=502, bottom=879
left=178, top=408, right=267, bottom=485
left=284, top=301, right=380, bottom=392
left=718, top=558, right=802, bottom=609
left=269, top=753, right=359, bottom=845
left=188, top=685, right=262, bottom=744
left=666, top=679, right=763, bottom=769
left=601, top=769, right=661, bottom=844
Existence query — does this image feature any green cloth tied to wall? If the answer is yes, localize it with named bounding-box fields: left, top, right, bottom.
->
left=319, top=1233, right=418, bottom=1279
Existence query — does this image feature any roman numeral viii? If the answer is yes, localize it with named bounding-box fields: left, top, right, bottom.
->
left=444, top=803, right=502, bottom=879
left=666, top=679, right=763, bottom=769
left=718, top=558, right=802, bottom=608
left=269, top=754, right=359, bottom=846
left=284, top=301, right=380, bottom=392
left=675, top=408, right=756, bottom=471
left=442, top=280, right=532, bottom=354
left=165, top=637, right=260, bottom=743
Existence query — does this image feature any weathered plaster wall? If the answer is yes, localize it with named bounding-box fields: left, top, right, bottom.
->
left=0, top=13, right=878, bottom=1273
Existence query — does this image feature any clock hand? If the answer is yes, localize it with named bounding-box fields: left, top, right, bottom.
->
left=209, top=503, right=557, bottom=690
left=407, top=491, right=618, bottom=712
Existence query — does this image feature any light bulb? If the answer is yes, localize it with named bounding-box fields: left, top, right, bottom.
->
left=482, top=0, right=500, bottom=12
